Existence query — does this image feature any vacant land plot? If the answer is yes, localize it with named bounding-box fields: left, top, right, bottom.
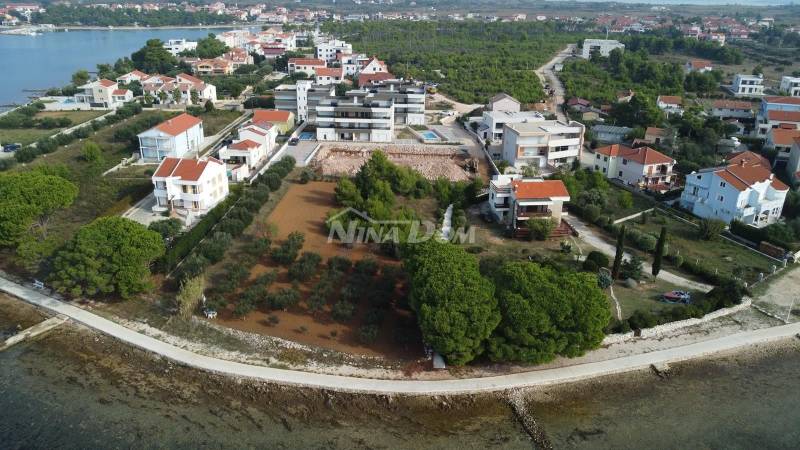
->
left=312, top=144, right=474, bottom=181
left=625, top=209, right=776, bottom=285
left=200, top=110, right=244, bottom=135
left=613, top=278, right=698, bottom=320
left=0, top=110, right=107, bottom=145
left=210, top=181, right=424, bottom=360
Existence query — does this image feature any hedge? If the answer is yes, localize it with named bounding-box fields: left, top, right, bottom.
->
left=729, top=220, right=798, bottom=251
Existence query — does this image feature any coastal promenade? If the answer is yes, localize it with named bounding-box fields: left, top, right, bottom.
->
left=3, top=276, right=798, bottom=395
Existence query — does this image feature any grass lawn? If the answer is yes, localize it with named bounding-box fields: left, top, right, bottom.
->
left=0, top=110, right=108, bottom=146
left=625, top=209, right=776, bottom=285
left=612, top=277, right=699, bottom=320
left=14, top=110, right=167, bottom=243
left=199, top=110, right=244, bottom=135
left=395, top=128, right=417, bottom=140
left=607, top=184, right=655, bottom=220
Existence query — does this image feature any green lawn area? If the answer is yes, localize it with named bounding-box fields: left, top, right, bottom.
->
left=200, top=110, right=244, bottom=135
left=14, top=110, right=167, bottom=243
left=607, top=185, right=654, bottom=220
left=0, top=110, right=108, bottom=146
left=612, top=277, right=699, bottom=320
left=625, top=209, right=776, bottom=285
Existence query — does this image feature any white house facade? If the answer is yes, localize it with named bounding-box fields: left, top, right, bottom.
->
left=501, top=120, right=585, bottom=171
left=590, top=144, right=676, bottom=190
left=779, top=76, right=800, bottom=97
left=580, top=39, right=625, bottom=59
left=137, top=113, right=204, bottom=162
left=151, top=157, right=229, bottom=223
left=731, top=74, right=764, bottom=97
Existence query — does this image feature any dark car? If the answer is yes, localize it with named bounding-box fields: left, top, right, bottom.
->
left=3, top=143, right=21, bottom=152
left=288, top=138, right=300, bottom=146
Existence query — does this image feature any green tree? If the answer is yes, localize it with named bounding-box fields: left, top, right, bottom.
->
left=176, top=275, right=205, bottom=319
left=404, top=240, right=499, bottom=365
left=487, top=262, right=611, bottom=363
left=0, top=172, right=78, bottom=245
left=71, top=69, right=90, bottom=86
left=148, top=218, right=183, bottom=241
left=81, top=141, right=104, bottom=165
left=698, top=218, right=726, bottom=241
left=131, top=39, right=179, bottom=74
left=527, top=218, right=555, bottom=241
left=652, top=226, right=667, bottom=276
left=50, top=217, right=165, bottom=299
left=612, top=225, right=626, bottom=279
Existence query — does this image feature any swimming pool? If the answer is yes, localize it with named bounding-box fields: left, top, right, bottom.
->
left=299, top=131, right=315, bottom=141
left=420, top=130, right=440, bottom=141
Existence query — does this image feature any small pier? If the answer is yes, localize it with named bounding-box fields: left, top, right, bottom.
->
left=0, top=316, right=67, bottom=351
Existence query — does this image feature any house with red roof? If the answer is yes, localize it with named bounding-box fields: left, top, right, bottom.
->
left=766, top=128, right=800, bottom=160
left=217, top=121, right=278, bottom=181
left=685, top=58, right=713, bottom=73
left=488, top=174, right=571, bottom=232
left=287, top=58, right=326, bottom=76
left=74, top=78, right=132, bottom=109
left=137, top=113, right=204, bottom=161
left=756, top=96, right=800, bottom=135
left=252, top=109, right=295, bottom=133
left=314, top=67, right=345, bottom=85
left=656, top=95, right=684, bottom=116
left=680, top=150, right=789, bottom=227
left=591, top=144, right=676, bottom=190
left=787, top=137, right=800, bottom=184
left=151, top=157, right=229, bottom=222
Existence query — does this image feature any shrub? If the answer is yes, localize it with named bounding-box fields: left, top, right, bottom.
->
left=527, top=218, right=556, bottom=241
left=354, top=258, right=379, bottom=276
left=358, top=324, right=380, bottom=344
left=264, top=172, right=282, bottom=191
left=272, top=231, right=305, bottom=265
left=175, top=254, right=209, bottom=284
left=218, top=218, right=246, bottom=237
left=233, top=299, right=256, bottom=317
left=197, top=232, right=232, bottom=263
left=239, top=197, right=261, bottom=213
left=582, top=259, right=599, bottom=272
left=597, top=271, right=613, bottom=289
left=620, top=256, right=644, bottom=281
left=698, top=218, right=726, bottom=241
left=250, top=184, right=271, bottom=203
left=225, top=263, right=250, bottom=284
left=228, top=207, right=254, bottom=227
left=266, top=288, right=300, bottom=310
left=327, top=256, right=352, bottom=273
left=583, top=204, right=602, bottom=223
left=331, top=300, right=355, bottom=322
left=636, top=233, right=658, bottom=252
left=248, top=237, right=271, bottom=258
left=299, top=169, right=312, bottom=184
left=586, top=251, right=609, bottom=268
left=364, top=308, right=385, bottom=325
left=288, top=252, right=322, bottom=281
left=618, top=191, right=634, bottom=209
left=253, top=270, right=277, bottom=288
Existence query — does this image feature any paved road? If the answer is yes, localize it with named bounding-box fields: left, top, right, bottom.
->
left=5, top=275, right=797, bottom=395
left=534, top=44, right=575, bottom=123
left=569, top=216, right=714, bottom=292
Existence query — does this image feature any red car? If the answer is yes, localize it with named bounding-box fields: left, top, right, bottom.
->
left=662, top=290, right=692, bottom=304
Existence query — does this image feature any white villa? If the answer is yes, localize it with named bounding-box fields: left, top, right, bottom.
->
left=501, top=120, right=585, bottom=172
left=580, top=39, right=625, bottom=59
left=217, top=121, right=278, bottom=181
left=315, top=39, right=352, bottom=62
left=779, top=76, right=800, bottom=97
left=74, top=79, right=132, bottom=109
left=756, top=96, right=800, bottom=135
left=589, top=144, right=676, bottom=191
left=488, top=175, right=571, bottom=234
left=151, top=157, right=229, bottom=223
left=137, top=113, right=204, bottom=162
left=731, top=74, right=764, bottom=97
left=680, top=151, right=789, bottom=227
left=711, top=100, right=754, bottom=120
left=287, top=58, right=326, bottom=76
left=164, top=38, right=198, bottom=56
left=656, top=95, right=684, bottom=116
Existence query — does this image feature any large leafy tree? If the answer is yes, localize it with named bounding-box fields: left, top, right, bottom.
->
left=487, top=262, right=611, bottom=364
left=404, top=240, right=499, bottom=365
left=50, top=217, right=165, bottom=299
left=0, top=172, right=78, bottom=246
left=131, top=39, right=179, bottom=74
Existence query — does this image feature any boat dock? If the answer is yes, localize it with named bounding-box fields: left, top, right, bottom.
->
left=0, top=316, right=68, bottom=351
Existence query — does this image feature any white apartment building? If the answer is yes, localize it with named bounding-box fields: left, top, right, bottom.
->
left=151, top=157, right=229, bottom=223
left=501, top=120, right=585, bottom=171
left=217, top=121, right=278, bottom=181
left=580, top=39, right=625, bottom=59
left=680, top=151, right=789, bottom=227
left=589, top=144, right=676, bottom=190
left=315, top=39, right=352, bottom=62
left=137, top=113, right=204, bottom=162
left=315, top=91, right=395, bottom=142
left=479, top=110, right=548, bottom=142
left=74, top=79, right=132, bottom=109
left=274, top=80, right=335, bottom=122
left=314, top=67, right=345, bottom=85
left=164, top=38, right=198, bottom=56
left=731, top=74, right=764, bottom=97
left=780, top=76, right=800, bottom=97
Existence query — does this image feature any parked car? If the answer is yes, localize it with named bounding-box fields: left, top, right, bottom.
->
left=288, top=137, right=300, bottom=146
left=661, top=290, right=692, bottom=304
left=2, top=143, right=22, bottom=152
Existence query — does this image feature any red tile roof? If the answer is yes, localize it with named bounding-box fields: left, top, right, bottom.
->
left=511, top=179, right=570, bottom=200
left=657, top=95, right=682, bottom=105
left=253, top=109, right=292, bottom=123
left=769, top=128, right=800, bottom=146
left=595, top=144, right=629, bottom=157
left=713, top=152, right=788, bottom=192
left=153, top=157, right=217, bottom=182
left=619, top=146, right=674, bottom=165
left=712, top=99, right=753, bottom=110
left=764, top=96, right=800, bottom=106
left=98, top=79, right=116, bottom=88
left=177, top=73, right=202, bottom=84
left=688, top=58, right=712, bottom=69
left=358, top=71, right=394, bottom=86
left=229, top=139, right=260, bottom=150
left=645, top=127, right=669, bottom=137
left=289, top=58, right=325, bottom=66
left=155, top=113, right=203, bottom=136
left=767, top=110, right=800, bottom=122
left=112, top=89, right=129, bottom=96
left=725, top=150, right=770, bottom=167
left=315, top=67, right=343, bottom=77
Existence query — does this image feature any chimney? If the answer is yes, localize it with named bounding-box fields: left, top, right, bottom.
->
left=739, top=159, right=746, bottom=167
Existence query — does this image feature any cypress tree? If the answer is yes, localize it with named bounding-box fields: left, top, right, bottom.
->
left=652, top=226, right=667, bottom=276
left=611, top=225, right=626, bottom=279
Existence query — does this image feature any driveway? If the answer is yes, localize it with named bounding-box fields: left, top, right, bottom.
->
left=534, top=44, right=575, bottom=122
left=121, top=194, right=164, bottom=227
left=283, top=140, right=319, bottom=166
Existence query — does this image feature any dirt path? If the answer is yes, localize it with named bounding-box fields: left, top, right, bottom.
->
left=534, top=44, right=575, bottom=123
left=427, top=92, right=482, bottom=115
left=752, top=265, right=800, bottom=322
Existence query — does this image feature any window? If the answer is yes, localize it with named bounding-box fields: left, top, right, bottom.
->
left=717, top=195, right=724, bottom=202
left=603, top=156, right=608, bottom=162
left=692, top=187, right=698, bottom=195
left=622, top=159, right=628, bottom=165
left=602, top=168, right=607, bottom=173
left=720, top=181, right=726, bottom=187
left=594, top=165, right=599, bottom=170
left=596, top=154, right=600, bottom=159
left=618, top=171, right=623, bottom=177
